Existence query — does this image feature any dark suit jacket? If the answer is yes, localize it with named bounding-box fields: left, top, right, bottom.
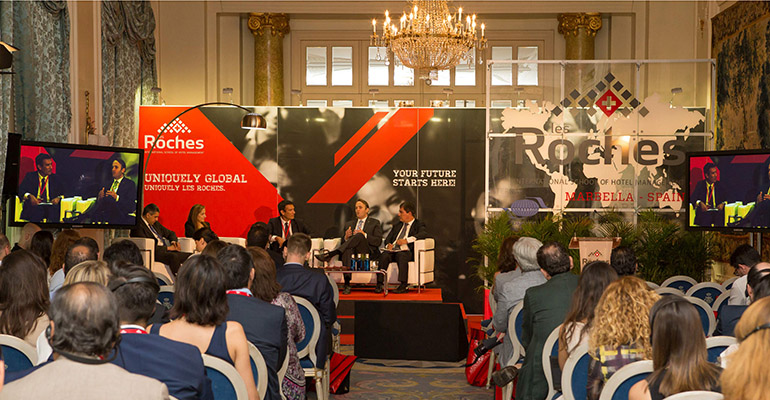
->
left=342, top=217, right=383, bottom=256
left=383, top=219, right=428, bottom=253
left=276, top=262, right=336, bottom=363
left=18, top=171, right=64, bottom=202
left=691, top=180, right=728, bottom=208
left=267, top=217, right=311, bottom=239
left=184, top=221, right=211, bottom=238
left=131, top=219, right=179, bottom=254
left=226, top=294, right=288, bottom=400
left=112, top=332, right=213, bottom=400
left=112, top=177, right=137, bottom=216
left=267, top=249, right=285, bottom=268
left=715, top=304, right=747, bottom=337
left=516, top=272, right=579, bottom=400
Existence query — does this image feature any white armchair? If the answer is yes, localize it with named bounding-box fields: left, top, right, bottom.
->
left=219, top=237, right=247, bottom=247
left=177, top=237, right=195, bottom=253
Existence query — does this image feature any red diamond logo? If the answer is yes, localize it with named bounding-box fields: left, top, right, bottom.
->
left=596, top=90, right=622, bottom=117
left=593, top=250, right=602, bottom=257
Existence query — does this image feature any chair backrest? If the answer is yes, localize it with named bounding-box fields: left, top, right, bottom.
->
left=277, top=350, right=290, bottom=400
left=248, top=343, right=268, bottom=400
left=661, top=275, right=698, bottom=293
left=561, top=343, right=591, bottom=400
left=219, top=237, right=247, bottom=247
left=598, top=360, right=653, bottom=400
left=178, top=237, right=195, bottom=253
left=0, top=334, right=37, bottom=372
left=705, top=336, right=737, bottom=364
left=158, top=285, right=175, bottom=311
left=720, top=276, right=737, bottom=292
left=655, top=287, right=685, bottom=297
left=710, top=291, right=730, bottom=317
left=155, top=272, right=173, bottom=286
left=327, top=273, right=339, bottom=307
left=542, top=324, right=561, bottom=400
left=116, top=237, right=155, bottom=269
left=686, top=296, right=716, bottom=337
left=646, top=281, right=660, bottom=289
left=292, top=295, right=321, bottom=368
left=510, top=301, right=526, bottom=358
left=203, top=354, right=249, bottom=400
left=685, top=283, right=724, bottom=307
left=662, top=391, right=723, bottom=400
left=489, top=290, right=497, bottom=315
left=504, top=303, right=522, bottom=367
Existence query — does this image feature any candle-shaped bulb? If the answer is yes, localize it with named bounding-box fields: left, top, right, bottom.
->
left=385, top=10, right=389, bottom=18
left=481, top=23, right=485, bottom=37
left=372, top=19, right=376, bottom=33
left=459, top=8, right=462, bottom=21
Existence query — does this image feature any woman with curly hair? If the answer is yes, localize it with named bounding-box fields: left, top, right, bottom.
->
left=721, top=296, right=770, bottom=400
left=587, top=276, right=660, bottom=400
left=629, top=295, right=721, bottom=400
left=558, top=261, right=618, bottom=370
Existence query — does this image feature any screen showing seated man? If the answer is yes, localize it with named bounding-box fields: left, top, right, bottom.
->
left=688, top=153, right=770, bottom=229
left=14, top=143, right=142, bottom=227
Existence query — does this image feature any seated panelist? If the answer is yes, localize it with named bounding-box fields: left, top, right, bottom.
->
left=92, top=157, right=137, bottom=225
left=18, top=153, right=64, bottom=222
left=130, top=203, right=191, bottom=275
left=376, top=201, right=427, bottom=294
left=185, top=204, right=211, bottom=237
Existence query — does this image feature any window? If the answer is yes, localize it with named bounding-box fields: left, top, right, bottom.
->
left=432, top=70, right=450, bottom=86
left=332, top=100, right=354, bottom=108
left=393, top=57, right=414, bottom=86
left=430, top=99, right=450, bottom=107
left=306, top=100, right=328, bottom=107
left=368, top=47, right=389, bottom=86
left=369, top=99, right=389, bottom=107
left=491, top=47, right=513, bottom=86
left=455, top=100, right=476, bottom=107
left=455, top=50, right=476, bottom=86
left=332, top=47, right=353, bottom=86
left=306, top=47, right=327, bottom=86
left=395, top=100, right=415, bottom=107
left=517, top=46, right=538, bottom=86
left=491, top=100, right=513, bottom=108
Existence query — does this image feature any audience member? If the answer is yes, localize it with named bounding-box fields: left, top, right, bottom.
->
left=0, top=282, right=168, bottom=399
left=74, top=237, right=100, bottom=259
left=587, top=277, right=659, bottom=400
left=0, top=233, right=10, bottom=262
left=103, top=240, right=145, bottom=269
left=276, top=233, right=336, bottom=364
left=48, top=229, right=80, bottom=294
left=201, top=239, right=229, bottom=256
left=629, top=296, right=721, bottom=400
left=11, top=223, right=40, bottom=252
left=558, top=261, right=618, bottom=370
left=491, top=236, right=545, bottom=367
left=109, top=265, right=213, bottom=400
left=0, top=251, right=50, bottom=346
left=111, top=258, right=169, bottom=326
left=248, top=247, right=306, bottom=400
left=610, top=246, right=637, bottom=276
left=510, top=242, right=578, bottom=398
left=149, top=255, right=258, bottom=400
left=715, top=262, right=770, bottom=336
left=248, top=222, right=284, bottom=267
left=192, top=227, right=219, bottom=253
left=63, top=260, right=112, bottom=286
left=131, top=203, right=191, bottom=275
left=184, top=204, right=211, bottom=237
left=217, top=245, right=287, bottom=400
left=63, top=241, right=99, bottom=276
left=720, top=296, right=770, bottom=399
left=29, top=230, right=53, bottom=267
left=727, top=244, right=761, bottom=305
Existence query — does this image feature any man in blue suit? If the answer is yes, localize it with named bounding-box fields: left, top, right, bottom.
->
left=276, top=233, right=337, bottom=364
left=108, top=264, right=213, bottom=400
left=217, top=245, right=288, bottom=400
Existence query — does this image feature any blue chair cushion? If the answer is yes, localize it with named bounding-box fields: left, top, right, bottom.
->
left=691, top=287, right=722, bottom=306
left=2, top=345, right=33, bottom=373
left=694, top=305, right=710, bottom=336
left=206, top=366, right=238, bottom=400
left=570, top=353, right=591, bottom=400
left=296, top=305, right=315, bottom=354
left=612, top=372, right=650, bottom=400
left=515, top=311, right=524, bottom=340
left=707, top=346, right=727, bottom=364
left=300, top=357, right=315, bottom=369
left=669, top=281, right=694, bottom=293
left=158, top=292, right=174, bottom=310
left=250, top=358, right=260, bottom=388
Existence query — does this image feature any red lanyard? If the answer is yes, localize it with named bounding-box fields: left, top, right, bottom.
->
left=120, top=328, right=147, bottom=334
left=226, top=290, right=252, bottom=297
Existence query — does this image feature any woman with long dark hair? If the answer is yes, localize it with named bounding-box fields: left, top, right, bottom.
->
left=0, top=250, right=50, bottom=346
left=629, top=295, right=721, bottom=399
left=29, top=230, right=53, bottom=269
left=248, top=247, right=306, bottom=400
left=558, top=261, right=618, bottom=369
left=148, top=255, right=258, bottom=400
left=184, top=204, right=210, bottom=237
left=48, top=229, right=80, bottom=294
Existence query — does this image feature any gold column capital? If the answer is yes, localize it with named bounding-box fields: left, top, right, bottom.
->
left=558, top=13, right=602, bottom=37
left=248, top=13, right=290, bottom=37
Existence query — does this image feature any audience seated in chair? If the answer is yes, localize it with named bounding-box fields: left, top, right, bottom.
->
left=248, top=247, right=307, bottom=400
left=217, top=245, right=288, bottom=400
left=148, top=254, right=258, bottom=400
left=629, top=296, right=721, bottom=400
left=727, top=244, right=760, bottom=306
left=192, top=227, right=219, bottom=253
left=715, top=262, right=770, bottom=337
left=201, top=240, right=229, bottom=257
left=0, top=233, right=11, bottom=263
left=109, top=264, right=213, bottom=400
left=48, top=229, right=80, bottom=295
left=0, top=251, right=50, bottom=347
left=720, top=296, right=770, bottom=399
left=29, top=230, right=53, bottom=268
left=0, top=282, right=168, bottom=400
left=105, top=241, right=169, bottom=326
left=248, top=222, right=284, bottom=269
left=11, top=223, right=40, bottom=253
left=610, top=246, right=638, bottom=277
left=63, top=260, right=111, bottom=286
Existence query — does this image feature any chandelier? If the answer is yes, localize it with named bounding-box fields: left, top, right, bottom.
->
left=370, top=0, right=486, bottom=80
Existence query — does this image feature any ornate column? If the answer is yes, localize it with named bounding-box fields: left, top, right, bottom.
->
left=248, top=13, right=289, bottom=106
left=558, top=13, right=602, bottom=93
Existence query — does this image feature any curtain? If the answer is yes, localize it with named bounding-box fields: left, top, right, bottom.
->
left=102, top=0, right=158, bottom=148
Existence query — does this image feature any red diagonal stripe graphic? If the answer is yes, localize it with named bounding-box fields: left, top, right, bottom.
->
left=335, top=111, right=388, bottom=165
left=308, top=108, right=434, bottom=204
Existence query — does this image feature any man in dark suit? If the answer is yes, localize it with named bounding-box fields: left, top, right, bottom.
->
left=217, top=245, right=287, bottom=400
left=276, top=233, right=336, bottom=364
left=247, top=222, right=285, bottom=268
left=130, top=203, right=191, bottom=275
left=515, top=241, right=578, bottom=400
left=93, top=157, right=137, bottom=225
left=690, top=162, right=727, bottom=226
left=109, top=265, right=213, bottom=400
left=376, top=201, right=427, bottom=294
left=18, top=153, right=64, bottom=222
left=267, top=200, right=311, bottom=252
left=316, top=199, right=383, bottom=294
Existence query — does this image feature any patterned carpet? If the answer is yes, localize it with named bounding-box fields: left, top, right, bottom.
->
left=307, top=347, right=494, bottom=399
